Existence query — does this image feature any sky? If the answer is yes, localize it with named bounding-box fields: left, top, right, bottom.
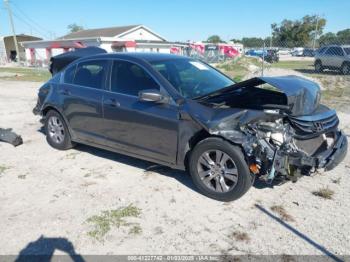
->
left=0, top=0, right=349, bottom=42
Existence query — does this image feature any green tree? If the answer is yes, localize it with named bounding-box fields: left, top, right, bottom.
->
left=336, top=29, right=350, bottom=44
left=319, top=32, right=338, bottom=46
left=271, top=15, right=326, bottom=47
left=241, top=37, right=265, bottom=48
left=206, top=35, right=224, bottom=43
left=318, top=29, right=350, bottom=46
left=230, top=38, right=242, bottom=43
left=67, top=23, right=84, bottom=33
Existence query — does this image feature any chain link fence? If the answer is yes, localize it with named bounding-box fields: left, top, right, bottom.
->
left=176, top=39, right=350, bottom=112
left=169, top=38, right=350, bottom=112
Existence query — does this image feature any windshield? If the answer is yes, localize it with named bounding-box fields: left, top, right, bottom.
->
left=151, top=59, right=234, bottom=99
left=344, top=48, right=350, bottom=55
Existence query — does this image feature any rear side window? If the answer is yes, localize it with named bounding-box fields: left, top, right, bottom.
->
left=333, top=47, right=344, bottom=56
left=344, top=48, right=350, bottom=55
left=64, top=65, right=76, bottom=84
left=317, top=47, right=326, bottom=54
left=74, top=60, right=108, bottom=89
left=110, top=60, right=159, bottom=96
left=325, top=47, right=343, bottom=56
left=325, top=47, right=335, bottom=55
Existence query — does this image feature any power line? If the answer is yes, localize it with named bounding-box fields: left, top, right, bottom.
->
left=11, top=10, right=51, bottom=39
left=10, top=0, right=52, bottom=37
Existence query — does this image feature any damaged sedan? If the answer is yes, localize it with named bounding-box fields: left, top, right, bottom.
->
left=33, top=52, right=348, bottom=201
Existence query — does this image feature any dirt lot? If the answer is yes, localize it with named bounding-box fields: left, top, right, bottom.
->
left=0, top=79, right=350, bottom=258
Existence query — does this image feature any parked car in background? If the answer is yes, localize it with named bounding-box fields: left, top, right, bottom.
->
left=291, top=47, right=304, bottom=56
left=33, top=52, right=347, bottom=201
left=245, top=49, right=267, bottom=57
left=302, top=48, right=316, bottom=57
left=277, top=49, right=292, bottom=56
left=265, top=49, right=279, bottom=63
left=314, top=45, right=350, bottom=74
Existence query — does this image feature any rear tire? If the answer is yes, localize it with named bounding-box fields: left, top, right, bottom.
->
left=315, top=60, right=323, bottom=73
left=189, top=137, right=253, bottom=202
left=341, top=62, right=350, bottom=75
left=45, top=110, right=75, bottom=150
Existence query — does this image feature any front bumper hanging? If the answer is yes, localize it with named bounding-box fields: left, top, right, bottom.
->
left=288, top=130, right=348, bottom=171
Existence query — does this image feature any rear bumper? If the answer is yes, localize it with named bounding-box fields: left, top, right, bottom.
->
left=289, top=130, right=348, bottom=171
left=33, top=99, right=41, bottom=115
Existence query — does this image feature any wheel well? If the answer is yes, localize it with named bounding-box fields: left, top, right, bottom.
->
left=342, top=61, right=350, bottom=66
left=315, top=59, right=322, bottom=65
left=184, top=130, right=245, bottom=170
left=183, top=130, right=211, bottom=170
left=42, top=106, right=57, bottom=116
left=183, top=130, right=249, bottom=171
left=42, top=106, right=74, bottom=140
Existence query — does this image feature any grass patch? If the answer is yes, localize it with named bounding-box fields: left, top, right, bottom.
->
left=312, top=187, right=334, bottom=200
left=86, top=204, right=141, bottom=241
left=0, top=165, right=10, bottom=175
left=231, top=230, right=250, bottom=242
left=216, top=56, right=260, bottom=82
left=321, top=87, right=345, bottom=100
left=65, top=151, right=80, bottom=160
left=271, top=60, right=313, bottom=70
left=270, top=205, right=295, bottom=222
left=128, top=224, right=142, bottom=235
left=0, top=67, right=50, bottom=82
left=331, top=178, right=341, bottom=184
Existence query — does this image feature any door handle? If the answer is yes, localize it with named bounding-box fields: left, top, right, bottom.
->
left=104, top=98, right=120, bottom=107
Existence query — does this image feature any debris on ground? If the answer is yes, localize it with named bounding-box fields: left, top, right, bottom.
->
left=0, top=128, right=23, bottom=146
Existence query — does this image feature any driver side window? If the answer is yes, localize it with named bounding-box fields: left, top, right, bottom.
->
left=111, top=60, right=160, bottom=96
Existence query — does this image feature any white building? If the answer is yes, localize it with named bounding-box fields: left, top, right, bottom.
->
left=0, top=34, right=42, bottom=64
left=21, top=25, right=181, bottom=66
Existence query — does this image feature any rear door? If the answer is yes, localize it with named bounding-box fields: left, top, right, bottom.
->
left=102, top=60, right=179, bottom=164
left=323, top=47, right=344, bottom=67
left=61, top=59, right=109, bottom=144
left=332, top=47, right=345, bottom=68
left=322, top=47, right=334, bottom=67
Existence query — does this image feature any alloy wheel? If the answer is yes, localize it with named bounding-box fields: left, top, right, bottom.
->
left=197, top=150, right=238, bottom=193
left=48, top=116, right=65, bottom=144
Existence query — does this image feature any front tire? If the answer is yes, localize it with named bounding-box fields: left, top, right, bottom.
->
left=45, top=110, right=75, bottom=150
left=315, top=60, right=323, bottom=73
left=189, top=137, right=253, bottom=202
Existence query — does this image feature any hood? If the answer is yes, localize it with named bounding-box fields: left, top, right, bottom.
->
left=199, top=75, right=321, bottom=116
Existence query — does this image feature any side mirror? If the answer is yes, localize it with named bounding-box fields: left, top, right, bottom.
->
left=138, top=89, right=168, bottom=103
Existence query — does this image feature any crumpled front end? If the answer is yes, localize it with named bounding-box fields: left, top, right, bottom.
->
left=210, top=106, right=348, bottom=183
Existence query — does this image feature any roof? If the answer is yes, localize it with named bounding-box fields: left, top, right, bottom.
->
left=59, top=25, right=140, bottom=39
left=2, top=34, right=42, bottom=40
left=80, top=52, right=189, bottom=62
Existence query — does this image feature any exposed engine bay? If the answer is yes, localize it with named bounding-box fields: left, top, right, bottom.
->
left=240, top=114, right=340, bottom=183
left=194, top=76, right=348, bottom=184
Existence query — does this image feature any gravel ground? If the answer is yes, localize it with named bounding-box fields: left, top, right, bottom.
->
left=0, top=80, right=349, bottom=258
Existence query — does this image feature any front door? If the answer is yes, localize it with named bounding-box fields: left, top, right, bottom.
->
left=102, top=60, right=179, bottom=164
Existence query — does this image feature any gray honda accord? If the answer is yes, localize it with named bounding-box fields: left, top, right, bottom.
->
left=33, top=51, right=348, bottom=201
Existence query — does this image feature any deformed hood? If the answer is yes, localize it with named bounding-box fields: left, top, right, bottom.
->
left=229, top=76, right=321, bottom=116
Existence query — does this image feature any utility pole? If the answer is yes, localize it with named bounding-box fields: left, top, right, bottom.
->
left=262, top=42, right=265, bottom=76
left=312, top=15, right=319, bottom=50
left=4, top=0, right=20, bottom=63
left=270, top=28, right=273, bottom=48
